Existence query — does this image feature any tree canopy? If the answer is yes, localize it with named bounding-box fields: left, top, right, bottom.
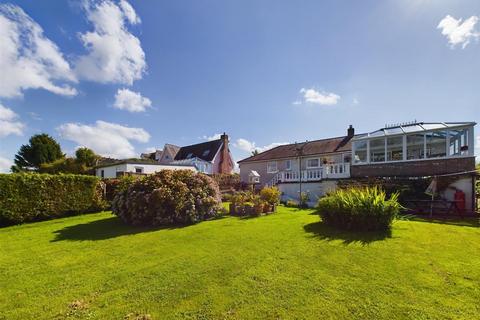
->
left=13, top=134, right=64, bottom=171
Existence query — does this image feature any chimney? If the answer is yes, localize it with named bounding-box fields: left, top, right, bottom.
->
left=347, top=125, right=354, bottom=137
left=219, top=132, right=232, bottom=174
left=220, top=132, right=228, bottom=143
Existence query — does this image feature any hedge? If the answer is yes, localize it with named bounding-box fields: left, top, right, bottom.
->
left=0, top=173, right=106, bottom=226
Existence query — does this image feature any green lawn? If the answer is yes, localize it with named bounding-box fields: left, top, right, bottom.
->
left=1, top=207, right=479, bottom=319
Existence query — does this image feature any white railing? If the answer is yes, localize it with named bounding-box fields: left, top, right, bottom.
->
left=265, top=163, right=350, bottom=187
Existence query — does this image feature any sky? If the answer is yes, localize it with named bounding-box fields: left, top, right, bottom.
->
left=0, top=0, right=479, bottom=172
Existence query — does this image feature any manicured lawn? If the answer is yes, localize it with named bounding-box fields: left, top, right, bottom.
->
left=1, top=207, right=479, bottom=319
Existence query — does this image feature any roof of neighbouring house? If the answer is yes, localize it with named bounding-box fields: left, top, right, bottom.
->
left=175, top=139, right=224, bottom=162
left=238, top=135, right=356, bottom=164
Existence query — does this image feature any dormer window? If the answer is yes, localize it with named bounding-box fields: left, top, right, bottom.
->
left=186, top=153, right=193, bottom=159
left=202, top=150, right=210, bottom=157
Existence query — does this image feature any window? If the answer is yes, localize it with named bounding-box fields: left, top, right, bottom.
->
left=186, top=153, right=193, bottom=159
left=353, top=141, right=368, bottom=164
left=449, top=128, right=469, bottom=156
left=135, top=167, right=143, bottom=173
left=101, top=169, right=104, bottom=178
left=285, top=160, right=292, bottom=170
left=387, top=136, right=403, bottom=161
left=202, top=150, right=210, bottom=157
left=426, top=131, right=447, bottom=159
left=370, top=138, right=385, bottom=162
left=407, top=134, right=424, bottom=160
left=267, top=162, right=278, bottom=173
left=306, top=158, right=320, bottom=168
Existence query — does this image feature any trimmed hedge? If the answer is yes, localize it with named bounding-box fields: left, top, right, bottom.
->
left=112, top=170, right=221, bottom=226
left=316, top=186, right=401, bottom=231
left=0, top=173, right=106, bottom=226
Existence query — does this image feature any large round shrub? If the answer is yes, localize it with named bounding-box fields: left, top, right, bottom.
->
left=316, top=186, right=401, bottom=231
left=112, top=170, right=221, bottom=226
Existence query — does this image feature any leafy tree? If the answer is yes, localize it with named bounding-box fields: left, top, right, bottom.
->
left=14, top=134, right=64, bottom=171
left=75, top=147, right=99, bottom=167
left=39, top=148, right=100, bottom=174
left=251, top=149, right=259, bottom=156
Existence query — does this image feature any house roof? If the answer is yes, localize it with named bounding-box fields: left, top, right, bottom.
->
left=175, top=139, right=223, bottom=162
left=353, top=121, right=476, bottom=140
left=163, top=144, right=180, bottom=157
left=238, top=135, right=356, bottom=164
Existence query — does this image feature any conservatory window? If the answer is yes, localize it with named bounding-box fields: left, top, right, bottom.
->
left=449, top=128, right=469, bottom=156
left=407, top=134, right=425, bottom=160
left=387, top=136, right=403, bottom=161
left=370, top=138, right=385, bottom=162
left=353, top=141, right=367, bottom=164
left=426, top=131, right=447, bottom=159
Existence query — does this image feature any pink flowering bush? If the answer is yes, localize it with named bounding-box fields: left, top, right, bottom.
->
left=112, top=170, right=221, bottom=226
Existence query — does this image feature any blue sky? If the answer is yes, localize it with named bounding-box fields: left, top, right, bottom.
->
left=0, top=0, right=479, bottom=171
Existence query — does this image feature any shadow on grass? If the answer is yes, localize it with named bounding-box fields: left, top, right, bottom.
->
left=408, top=216, right=479, bottom=228
left=51, top=216, right=185, bottom=242
left=303, top=221, right=392, bottom=245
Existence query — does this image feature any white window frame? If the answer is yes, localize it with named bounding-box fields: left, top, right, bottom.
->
left=267, top=161, right=278, bottom=173
left=306, top=158, right=320, bottom=169
left=285, top=159, right=292, bottom=171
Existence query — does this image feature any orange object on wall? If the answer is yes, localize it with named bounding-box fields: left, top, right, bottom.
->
left=454, top=190, right=466, bottom=214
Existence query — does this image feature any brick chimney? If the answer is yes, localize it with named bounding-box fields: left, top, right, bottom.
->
left=347, top=125, right=354, bottom=137
left=219, top=132, right=233, bottom=174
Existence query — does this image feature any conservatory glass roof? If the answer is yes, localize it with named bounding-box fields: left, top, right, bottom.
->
left=353, top=122, right=475, bottom=141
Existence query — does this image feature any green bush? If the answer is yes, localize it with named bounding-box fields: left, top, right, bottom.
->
left=259, top=186, right=281, bottom=205
left=316, top=186, right=401, bottom=231
left=0, top=173, right=106, bottom=226
left=112, top=170, right=221, bottom=226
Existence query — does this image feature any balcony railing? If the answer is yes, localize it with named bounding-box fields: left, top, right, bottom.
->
left=266, top=163, right=350, bottom=186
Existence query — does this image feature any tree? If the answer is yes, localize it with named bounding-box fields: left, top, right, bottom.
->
left=75, top=147, right=99, bottom=167
left=13, top=134, right=64, bottom=171
left=251, top=149, right=259, bottom=156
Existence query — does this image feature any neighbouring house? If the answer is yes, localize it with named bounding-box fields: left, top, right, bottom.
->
left=95, top=159, right=196, bottom=179
left=238, top=122, right=477, bottom=212
left=141, top=133, right=235, bottom=174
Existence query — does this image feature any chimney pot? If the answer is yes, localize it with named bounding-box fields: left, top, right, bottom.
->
left=347, top=125, right=354, bottom=137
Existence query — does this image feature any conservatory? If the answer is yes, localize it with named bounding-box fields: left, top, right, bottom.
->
left=352, top=122, right=476, bottom=165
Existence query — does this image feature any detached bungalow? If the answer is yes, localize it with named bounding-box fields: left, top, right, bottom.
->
left=238, top=122, right=477, bottom=212
left=95, top=160, right=196, bottom=179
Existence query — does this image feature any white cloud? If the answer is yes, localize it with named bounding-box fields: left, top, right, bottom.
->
left=0, top=156, right=13, bottom=173
left=57, top=120, right=150, bottom=159
left=292, top=100, right=302, bottom=105
left=234, top=138, right=288, bottom=154
left=299, top=88, right=340, bottom=106
left=353, top=98, right=359, bottom=105
left=144, top=147, right=157, bottom=153
left=202, top=133, right=222, bottom=141
left=0, top=103, right=24, bottom=137
left=0, top=4, right=77, bottom=98
left=75, top=0, right=146, bottom=85
left=113, top=88, right=152, bottom=112
left=437, top=15, right=479, bottom=49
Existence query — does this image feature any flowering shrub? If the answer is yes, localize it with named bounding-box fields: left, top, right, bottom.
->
left=112, top=170, right=221, bottom=226
left=259, top=186, right=281, bottom=205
